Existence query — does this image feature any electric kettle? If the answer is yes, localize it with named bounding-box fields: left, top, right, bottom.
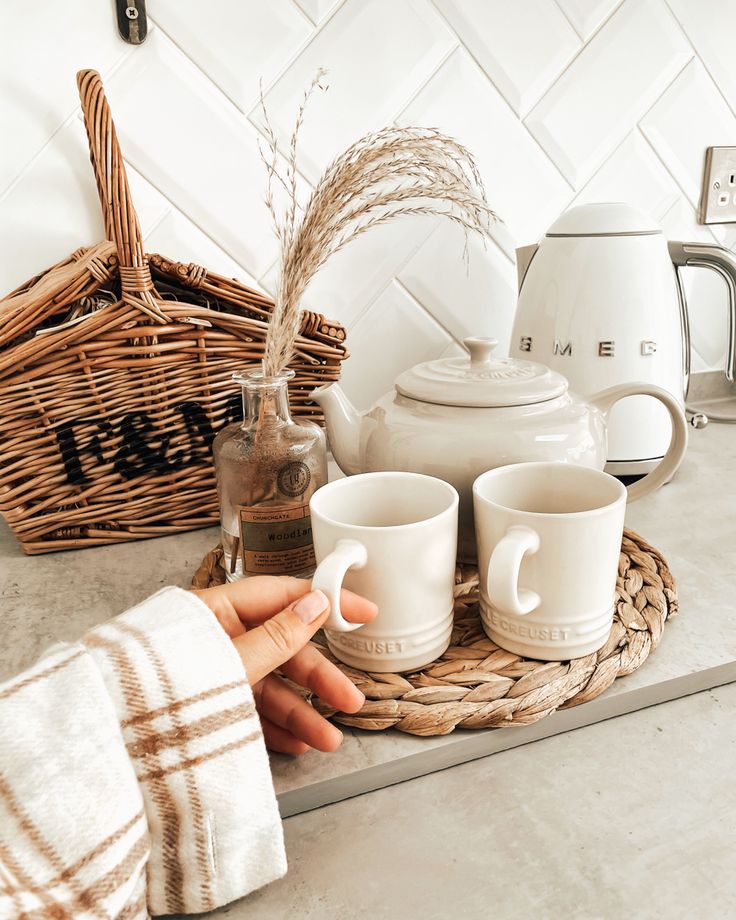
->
left=511, top=202, right=736, bottom=474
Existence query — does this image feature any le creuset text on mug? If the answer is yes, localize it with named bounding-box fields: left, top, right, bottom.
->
left=310, top=471, right=458, bottom=673
left=473, top=462, right=627, bottom=661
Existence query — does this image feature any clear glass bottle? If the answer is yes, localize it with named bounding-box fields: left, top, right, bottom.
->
left=213, top=370, right=327, bottom=582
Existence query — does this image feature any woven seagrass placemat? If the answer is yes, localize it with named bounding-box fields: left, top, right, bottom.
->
left=192, top=528, right=677, bottom=736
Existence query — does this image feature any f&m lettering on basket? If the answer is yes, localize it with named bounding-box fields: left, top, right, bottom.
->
left=55, top=397, right=240, bottom=485
left=0, top=70, right=348, bottom=555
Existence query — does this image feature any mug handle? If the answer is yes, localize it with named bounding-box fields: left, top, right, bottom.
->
left=589, top=383, right=688, bottom=502
left=311, top=539, right=369, bottom=632
left=487, top=525, right=541, bottom=617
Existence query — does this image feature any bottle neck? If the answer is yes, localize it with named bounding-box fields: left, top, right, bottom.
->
left=242, top=376, right=293, bottom=428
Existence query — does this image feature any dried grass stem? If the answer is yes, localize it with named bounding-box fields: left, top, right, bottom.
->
left=259, top=72, right=499, bottom=376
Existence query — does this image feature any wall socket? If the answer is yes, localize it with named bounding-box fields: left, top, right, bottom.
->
left=699, top=146, right=736, bottom=224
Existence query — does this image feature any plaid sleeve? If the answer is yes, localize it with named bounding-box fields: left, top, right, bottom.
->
left=84, top=586, right=286, bottom=916
left=0, top=644, right=149, bottom=919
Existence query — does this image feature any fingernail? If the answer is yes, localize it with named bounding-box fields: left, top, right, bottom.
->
left=293, top=589, right=329, bottom=624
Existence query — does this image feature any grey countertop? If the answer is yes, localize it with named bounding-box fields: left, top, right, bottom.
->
left=1, top=423, right=735, bottom=919
left=269, top=420, right=736, bottom=820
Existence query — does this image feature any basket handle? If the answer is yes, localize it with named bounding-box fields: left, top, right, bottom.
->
left=77, top=69, right=168, bottom=324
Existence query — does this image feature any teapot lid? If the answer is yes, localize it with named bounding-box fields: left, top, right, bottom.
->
left=395, top=337, right=568, bottom=408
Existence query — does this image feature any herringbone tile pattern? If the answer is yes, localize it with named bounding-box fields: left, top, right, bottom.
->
left=2, top=0, right=734, bottom=407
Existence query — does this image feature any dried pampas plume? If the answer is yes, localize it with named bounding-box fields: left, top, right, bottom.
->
left=259, top=69, right=499, bottom=377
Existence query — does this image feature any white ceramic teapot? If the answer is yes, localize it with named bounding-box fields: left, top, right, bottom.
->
left=311, top=337, right=688, bottom=562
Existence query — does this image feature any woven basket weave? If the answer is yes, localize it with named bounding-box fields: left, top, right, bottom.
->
left=0, top=70, right=347, bottom=555
left=193, top=528, right=677, bottom=736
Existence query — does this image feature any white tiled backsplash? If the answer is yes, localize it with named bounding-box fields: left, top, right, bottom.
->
left=2, top=0, right=735, bottom=409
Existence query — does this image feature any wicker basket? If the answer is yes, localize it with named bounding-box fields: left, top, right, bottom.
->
left=0, top=70, right=348, bottom=555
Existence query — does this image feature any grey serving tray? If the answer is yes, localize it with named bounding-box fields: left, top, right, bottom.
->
left=2, top=422, right=733, bottom=820
left=272, top=422, right=736, bottom=816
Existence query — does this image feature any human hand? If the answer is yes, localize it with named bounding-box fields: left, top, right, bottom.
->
left=194, top=577, right=377, bottom=756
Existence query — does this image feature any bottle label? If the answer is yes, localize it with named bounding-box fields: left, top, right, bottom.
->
left=238, top=503, right=315, bottom=575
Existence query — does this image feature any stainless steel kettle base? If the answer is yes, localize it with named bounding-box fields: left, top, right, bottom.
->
left=604, top=458, right=661, bottom=477
left=686, top=370, right=736, bottom=424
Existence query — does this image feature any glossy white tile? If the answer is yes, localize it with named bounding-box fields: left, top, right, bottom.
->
left=689, top=347, right=710, bottom=373
left=666, top=0, right=736, bottom=115
left=261, top=215, right=437, bottom=330
left=293, top=0, right=341, bottom=24
left=125, top=164, right=173, bottom=239
left=572, top=130, right=681, bottom=221
left=434, top=0, right=580, bottom=115
left=144, top=210, right=262, bottom=289
left=0, top=121, right=198, bottom=298
left=105, top=31, right=301, bottom=280
left=659, top=198, right=730, bottom=371
left=440, top=339, right=467, bottom=358
left=682, top=263, right=730, bottom=371
left=151, top=0, right=311, bottom=112
left=526, top=0, right=691, bottom=186
left=339, top=282, right=452, bottom=409
left=253, top=0, right=455, bottom=182
left=0, top=0, right=131, bottom=195
left=397, top=223, right=516, bottom=349
left=554, top=0, right=623, bottom=39
left=0, top=122, right=110, bottom=292
left=3, top=0, right=735, bottom=391
left=709, top=224, right=736, bottom=252
left=641, top=59, right=736, bottom=206
left=400, top=49, right=573, bottom=253
left=658, top=196, right=717, bottom=245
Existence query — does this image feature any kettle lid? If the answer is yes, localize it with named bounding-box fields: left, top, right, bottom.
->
left=395, top=337, right=568, bottom=408
left=546, top=202, right=661, bottom=236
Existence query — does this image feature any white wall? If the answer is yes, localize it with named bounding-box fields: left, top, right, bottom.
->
left=2, top=0, right=735, bottom=408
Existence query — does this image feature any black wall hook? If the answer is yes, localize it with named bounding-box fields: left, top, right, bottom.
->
left=116, top=0, right=148, bottom=44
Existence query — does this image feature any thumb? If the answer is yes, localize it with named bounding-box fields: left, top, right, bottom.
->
left=233, top=589, right=331, bottom=685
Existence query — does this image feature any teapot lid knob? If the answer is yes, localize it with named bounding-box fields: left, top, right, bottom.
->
left=395, top=336, right=568, bottom=407
left=464, top=336, right=498, bottom=370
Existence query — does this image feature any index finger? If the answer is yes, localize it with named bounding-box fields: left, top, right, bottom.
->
left=195, top=575, right=377, bottom=631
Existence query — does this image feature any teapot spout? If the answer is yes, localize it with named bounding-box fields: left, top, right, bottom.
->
left=310, top=383, right=364, bottom=476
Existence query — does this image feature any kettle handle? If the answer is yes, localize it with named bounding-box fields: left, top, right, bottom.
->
left=669, top=241, right=736, bottom=387
left=589, top=383, right=688, bottom=502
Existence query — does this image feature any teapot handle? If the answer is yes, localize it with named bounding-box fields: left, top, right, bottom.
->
left=589, top=383, right=688, bottom=502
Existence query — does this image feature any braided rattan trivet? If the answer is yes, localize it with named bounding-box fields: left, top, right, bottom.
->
left=192, top=528, right=677, bottom=736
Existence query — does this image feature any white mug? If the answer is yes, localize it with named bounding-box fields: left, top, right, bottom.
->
left=473, top=462, right=626, bottom=661
left=310, top=471, right=458, bottom=672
